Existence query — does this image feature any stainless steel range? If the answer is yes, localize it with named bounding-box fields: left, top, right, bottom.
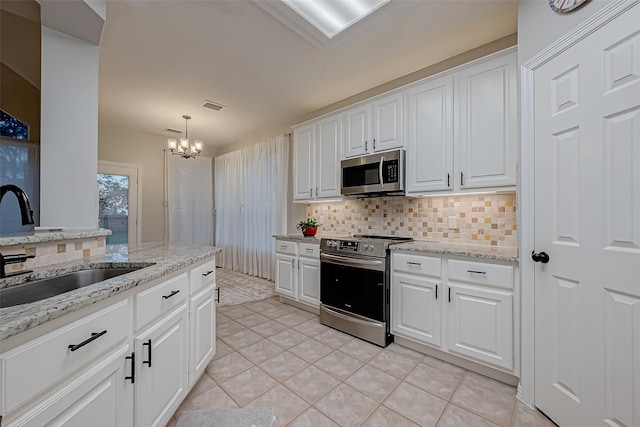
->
left=319, top=235, right=412, bottom=347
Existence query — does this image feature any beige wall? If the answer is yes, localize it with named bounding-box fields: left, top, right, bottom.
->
left=99, top=125, right=217, bottom=242
left=517, top=0, right=611, bottom=64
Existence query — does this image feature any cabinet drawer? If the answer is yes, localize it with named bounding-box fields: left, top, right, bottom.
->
left=393, top=253, right=441, bottom=277
left=275, top=240, right=297, bottom=255
left=1, top=299, right=129, bottom=414
left=190, top=259, right=216, bottom=295
left=448, top=259, right=514, bottom=290
left=136, top=273, right=188, bottom=329
left=299, top=243, right=319, bottom=259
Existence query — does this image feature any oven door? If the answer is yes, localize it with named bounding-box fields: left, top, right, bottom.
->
left=320, top=252, right=385, bottom=322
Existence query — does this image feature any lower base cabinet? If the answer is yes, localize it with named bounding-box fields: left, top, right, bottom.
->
left=391, top=252, right=517, bottom=374
left=6, top=345, right=133, bottom=427
left=275, top=240, right=320, bottom=308
left=135, top=304, right=189, bottom=427
left=0, top=257, right=217, bottom=427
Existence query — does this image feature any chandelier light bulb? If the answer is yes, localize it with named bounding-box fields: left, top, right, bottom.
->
left=194, top=141, right=203, bottom=152
left=168, top=139, right=177, bottom=150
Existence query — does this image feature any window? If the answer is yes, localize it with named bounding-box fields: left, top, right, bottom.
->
left=0, top=110, right=29, bottom=140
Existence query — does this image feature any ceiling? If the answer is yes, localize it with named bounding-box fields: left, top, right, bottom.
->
left=98, top=0, right=518, bottom=149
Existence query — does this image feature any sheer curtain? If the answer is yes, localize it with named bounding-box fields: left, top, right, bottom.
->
left=166, top=154, right=213, bottom=245
left=215, top=134, right=289, bottom=280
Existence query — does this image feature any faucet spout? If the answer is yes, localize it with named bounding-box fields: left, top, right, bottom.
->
left=0, top=184, right=35, bottom=226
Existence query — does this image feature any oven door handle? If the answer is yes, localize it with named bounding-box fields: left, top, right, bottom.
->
left=322, top=305, right=385, bottom=328
left=320, top=253, right=384, bottom=270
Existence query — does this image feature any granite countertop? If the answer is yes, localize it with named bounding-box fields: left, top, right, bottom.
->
left=390, top=241, right=519, bottom=262
left=0, top=228, right=112, bottom=246
left=0, top=242, right=221, bottom=341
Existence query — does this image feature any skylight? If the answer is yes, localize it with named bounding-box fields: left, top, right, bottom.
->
left=281, top=0, right=389, bottom=39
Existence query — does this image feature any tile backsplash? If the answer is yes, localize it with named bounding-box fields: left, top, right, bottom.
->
left=306, top=193, right=517, bottom=247
left=1, top=237, right=107, bottom=275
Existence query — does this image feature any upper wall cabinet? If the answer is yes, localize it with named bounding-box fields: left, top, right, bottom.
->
left=343, top=92, right=404, bottom=158
left=406, top=48, right=517, bottom=194
left=406, top=75, right=454, bottom=193
left=455, top=51, right=517, bottom=190
left=293, top=113, right=342, bottom=202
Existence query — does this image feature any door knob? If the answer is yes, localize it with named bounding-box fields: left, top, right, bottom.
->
left=531, top=251, right=550, bottom=263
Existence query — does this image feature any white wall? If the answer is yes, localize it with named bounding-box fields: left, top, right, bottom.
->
left=40, top=27, right=99, bottom=228
left=517, top=0, right=611, bottom=64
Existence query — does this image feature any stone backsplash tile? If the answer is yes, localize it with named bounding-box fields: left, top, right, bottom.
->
left=2, top=237, right=107, bottom=275
left=306, top=193, right=517, bottom=247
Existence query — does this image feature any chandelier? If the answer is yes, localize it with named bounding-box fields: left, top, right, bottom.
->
left=167, top=115, right=203, bottom=159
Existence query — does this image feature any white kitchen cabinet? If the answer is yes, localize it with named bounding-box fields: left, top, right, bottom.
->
left=391, top=251, right=517, bottom=374
left=189, top=285, right=216, bottom=387
left=293, top=113, right=342, bottom=202
left=293, top=122, right=315, bottom=201
left=392, top=272, right=442, bottom=347
left=298, top=257, right=320, bottom=306
left=5, top=344, right=133, bottom=427
left=454, top=50, right=517, bottom=190
left=0, top=257, right=217, bottom=427
left=275, top=253, right=296, bottom=299
left=135, top=304, right=189, bottom=427
left=275, top=240, right=320, bottom=309
left=406, top=75, right=454, bottom=192
left=447, top=283, right=513, bottom=370
left=343, top=92, right=404, bottom=158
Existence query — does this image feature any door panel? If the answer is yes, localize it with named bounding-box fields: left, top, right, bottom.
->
left=275, top=255, right=296, bottom=298
left=344, top=104, right=371, bottom=158
left=391, top=273, right=441, bottom=347
left=293, top=124, right=314, bottom=201
left=298, top=258, right=320, bottom=307
left=316, top=114, right=342, bottom=198
left=534, top=5, right=640, bottom=426
left=372, top=93, right=404, bottom=152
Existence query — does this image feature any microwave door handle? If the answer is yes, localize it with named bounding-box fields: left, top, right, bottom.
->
left=379, top=157, right=384, bottom=188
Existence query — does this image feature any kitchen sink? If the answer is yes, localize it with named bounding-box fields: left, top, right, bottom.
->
left=0, top=267, right=147, bottom=308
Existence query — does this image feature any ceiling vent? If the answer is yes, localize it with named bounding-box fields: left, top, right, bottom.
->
left=165, top=127, right=182, bottom=134
left=201, top=100, right=225, bottom=111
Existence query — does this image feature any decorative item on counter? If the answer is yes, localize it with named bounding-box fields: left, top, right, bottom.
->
left=296, top=217, right=320, bottom=237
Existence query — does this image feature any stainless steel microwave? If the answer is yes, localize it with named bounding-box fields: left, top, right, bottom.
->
left=340, top=149, right=405, bottom=197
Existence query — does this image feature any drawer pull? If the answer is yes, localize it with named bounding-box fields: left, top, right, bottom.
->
left=162, top=290, right=180, bottom=300
left=467, top=270, right=487, bottom=275
left=202, top=270, right=214, bottom=277
left=406, top=261, right=421, bottom=266
left=215, top=287, right=220, bottom=303
left=125, top=352, right=135, bottom=384
left=435, top=284, right=438, bottom=300
left=448, top=288, right=452, bottom=303
left=143, top=339, right=152, bottom=367
left=280, top=245, right=288, bottom=249
left=68, top=330, right=107, bottom=352
left=305, top=248, right=314, bottom=252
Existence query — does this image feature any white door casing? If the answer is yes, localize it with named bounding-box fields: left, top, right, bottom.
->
left=525, top=2, right=640, bottom=425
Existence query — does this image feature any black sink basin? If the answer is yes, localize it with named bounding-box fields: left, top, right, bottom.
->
left=0, top=268, right=143, bottom=308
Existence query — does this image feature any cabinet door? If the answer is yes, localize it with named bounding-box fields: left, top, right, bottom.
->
left=298, top=257, right=320, bottom=307
left=392, top=273, right=442, bottom=347
left=372, top=92, right=404, bottom=152
left=189, top=285, right=216, bottom=387
left=447, top=283, right=513, bottom=370
left=316, top=113, right=342, bottom=199
left=406, top=75, right=454, bottom=193
left=135, top=304, right=188, bottom=427
left=455, top=52, right=517, bottom=189
left=6, top=345, right=133, bottom=427
left=343, top=104, right=372, bottom=158
left=275, top=254, right=296, bottom=299
left=293, top=123, right=315, bottom=201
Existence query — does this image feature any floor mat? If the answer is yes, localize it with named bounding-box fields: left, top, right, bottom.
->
left=176, top=407, right=275, bottom=427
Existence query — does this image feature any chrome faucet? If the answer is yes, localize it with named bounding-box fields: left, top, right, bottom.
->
left=0, top=184, right=35, bottom=226
left=0, top=252, right=35, bottom=278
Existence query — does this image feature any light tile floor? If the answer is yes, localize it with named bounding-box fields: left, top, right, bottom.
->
left=169, top=296, right=555, bottom=427
left=216, top=268, right=276, bottom=307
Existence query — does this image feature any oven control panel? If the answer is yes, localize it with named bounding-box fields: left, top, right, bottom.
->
left=323, top=239, right=376, bottom=253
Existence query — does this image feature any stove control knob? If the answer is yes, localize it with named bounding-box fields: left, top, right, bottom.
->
left=368, top=244, right=375, bottom=251
left=328, top=241, right=335, bottom=248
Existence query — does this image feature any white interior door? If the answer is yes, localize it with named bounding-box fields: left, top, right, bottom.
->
left=98, top=161, right=140, bottom=244
left=533, top=4, right=640, bottom=426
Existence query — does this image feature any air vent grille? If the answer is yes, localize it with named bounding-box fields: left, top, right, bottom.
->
left=165, top=128, right=182, bottom=134
left=201, top=100, right=225, bottom=111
